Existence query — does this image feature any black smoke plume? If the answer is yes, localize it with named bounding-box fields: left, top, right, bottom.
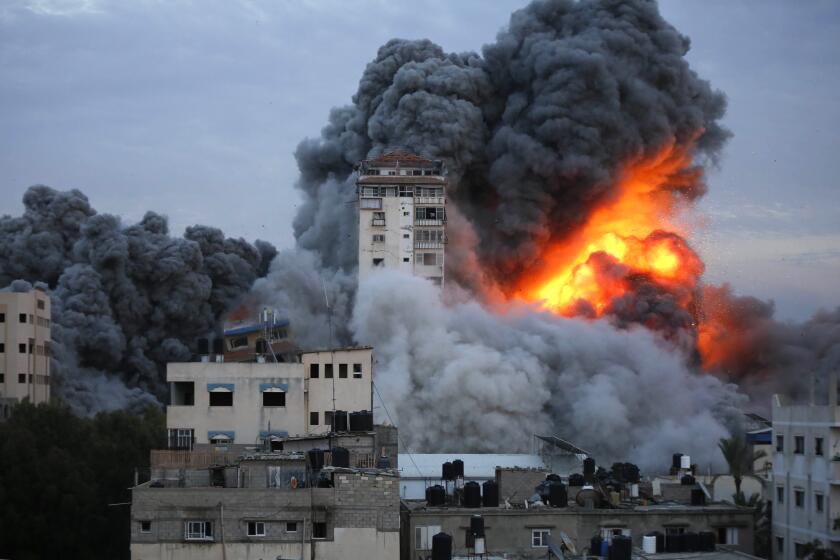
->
left=0, top=186, right=275, bottom=414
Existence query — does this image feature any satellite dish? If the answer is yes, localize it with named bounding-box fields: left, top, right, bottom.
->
left=558, top=531, right=577, bottom=554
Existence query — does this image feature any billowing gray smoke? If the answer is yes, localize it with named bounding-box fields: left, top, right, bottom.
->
left=252, top=0, right=751, bottom=468
left=0, top=186, right=276, bottom=414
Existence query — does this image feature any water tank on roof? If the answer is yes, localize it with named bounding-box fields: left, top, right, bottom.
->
left=452, top=459, right=464, bottom=478
left=548, top=481, right=567, bottom=508
left=642, top=535, right=657, bottom=554
left=686, top=532, right=700, bottom=551
left=308, top=448, right=325, bottom=470
left=681, top=474, right=696, bottom=486
left=583, top=458, right=596, bottom=483
left=197, top=338, right=209, bottom=355
left=470, top=515, right=485, bottom=538
left=463, top=481, right=481, bottom=508
left=648, top=531, right=665, bottom=553
left=349, top=411, right=373, bottom=431
left=590, top=535, right=603, bottom=557
left=429, top=484, right=446, bottom=506
left=332, top=410, right=348, bottom=432
left=376, top=455, right=391, bottom=469
left=482, top=480, right=499, bottom=507
left=331, top=446, right=350, bottom=468
left=431, top=532, right=452, bottom=560
left=691, top=488, right=706, bottom=505
left=680, top=454, right=691, bottom=470
left=255, top=339, right=267, bottom=354
left=212, top=338, right=224, bottom=355
left=609, top=535, right=632, bottom=560
left=698, top=531, right=715, bottom=551
left=546, top=473, right=562, bottom=482
left=442, top=461, right=454, bottom=481
left=672, top=453, right=683, bottom=470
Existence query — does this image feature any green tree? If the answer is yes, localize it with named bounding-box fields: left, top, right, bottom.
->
left=718, top=434, right=767, bottom=498
left=0, top=401, right=164, bottom=559
left=802, top=540, right=840, bottom=560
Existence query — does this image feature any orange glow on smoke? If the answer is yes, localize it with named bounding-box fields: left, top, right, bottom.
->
left=519, top=140, right=704, bottom=317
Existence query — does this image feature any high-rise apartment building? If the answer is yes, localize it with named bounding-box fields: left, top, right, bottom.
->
left=0, top=288, right=51, bottom=417
left=356, top=150, right=446, bottom=286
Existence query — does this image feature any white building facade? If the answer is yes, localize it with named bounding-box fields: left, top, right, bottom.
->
left=166, top=347, right=373, bottom=447
left=0, top=288, right=51, bottom=417
left=356, top=150, right=446, bottom=286
left=771, top=374, right=840, bottom=559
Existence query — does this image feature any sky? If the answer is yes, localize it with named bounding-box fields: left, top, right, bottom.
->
left=1, top=0, right=838, bottom=322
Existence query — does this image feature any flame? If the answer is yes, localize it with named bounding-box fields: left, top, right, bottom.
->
left=518, top=140, right=704, bottom=318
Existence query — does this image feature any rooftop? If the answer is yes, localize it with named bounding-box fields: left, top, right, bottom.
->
left=366, top=150, right=435, bottom=167
left=398, top=453, right=547, bottom=479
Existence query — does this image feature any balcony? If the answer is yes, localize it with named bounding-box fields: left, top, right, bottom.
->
left=415, top=241, right=444, bottom=249
left=831, top=459, right=840, bottom=483
left=415, top=219, right=445, bottom=226
left=415, top=196, right=445, bottom=205
left=371, top=219, right=386, bottom=226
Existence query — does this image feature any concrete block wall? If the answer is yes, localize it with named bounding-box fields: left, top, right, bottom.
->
left=333, top=471, right=400, bottom=531
left=496, top=468, right=550, bottom=503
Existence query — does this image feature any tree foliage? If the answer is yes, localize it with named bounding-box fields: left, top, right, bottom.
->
left=718, top=434, right=767, bottom=497
left=0, top=401, right=164, bottom=559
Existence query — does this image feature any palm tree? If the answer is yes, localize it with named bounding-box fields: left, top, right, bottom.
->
left=718, top=435, right=767, bottom=499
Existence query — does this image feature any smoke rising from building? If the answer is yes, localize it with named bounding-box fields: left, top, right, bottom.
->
left=0, top=186, right=276, bottom=414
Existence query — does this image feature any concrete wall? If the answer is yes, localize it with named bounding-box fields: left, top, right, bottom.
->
left=402, top=505, right=756, bottom=560
left=0, top=289, right=51, bottom=407
left=772, top=392, right=840, bottom=558
left=496, top=468, right=550, bottom=504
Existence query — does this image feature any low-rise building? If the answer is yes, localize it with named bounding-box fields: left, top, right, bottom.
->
left=0, top=286, right=51, bottom=417
left=771, top=373, right=840, bottom=559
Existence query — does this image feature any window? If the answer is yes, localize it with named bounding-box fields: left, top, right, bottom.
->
left=167, top=428, right=194, bottom=450
left=373, top=258, right=384, bottom=267
left=415, top=229, right=444, bottom=245
left=422, top=252, right=440, bottom=266
left=184, top=520, right=213, bottom=541
left=415, top=207, right=445, bottom=221
left=37, top=299, right=45, bottom=310
left=313, top=522, right=327, bottom=539
left=403, top=233, right=409, bottom=238
left=229, top=336, right=248, bottom=349
left=263, top=391, right=285, bottom=407
left=532, top=529, right=550, bottom=548
left=140, top=520, right=151, bottom=533
left=324, top=411, right=333, bottom=427
left=339, top=364, right=347, bottom=378
left=372, top=211, right=385, bottom=225
left=310, top=363, right=319, bottom=378
left=777, top=536, right=784, bottom=555
left=0, top=374, right=4, bottom=383
left=18, top=313, right=26, bottom=323
left=816, top=493, right=824, bottom=512
left=795, top=542, right=806, bottom=558
left=18, top=374, right=25, bottom=384
left=360, top=198, right=382, bottom=209
left=0, top=343, right=4, bottom=353
left=794, top=489, right=804, bottom=508
left=717, top=527, right=739, bottom=545
left=247, top=521, right=265, bottom=537
left=415, top=526, right=442, bottom=550
left=324, top=364, right=333, bottom=378
left=0, top=313, right=5, bottom=322
left=28, top=374, right=33, bottom=383
left=209, top=391, right=233, bottom=406
left=398, top=186, right=413, bottom=197
left=353, top=364, right=362, bottom=378
left=372, top=234, right=385, bottom=243
left=794, top=436, right=805, bottom=454
left=286, top=521, right=297, bottom=533
left=815, top=437, right=824, bottom=456
left=209, top=434, right=232, bottom=445
left=19, top=343, right=26, bottom=354
left=777, top=485, right=784, bottom=503
left=310, top=411, right=319, bottom=425
left=776, top=435, right=784, bottom=452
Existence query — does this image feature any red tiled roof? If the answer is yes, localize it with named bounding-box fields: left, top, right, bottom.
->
left=367, top=150, right=435, bottom=167
left=357, top=176, right=446, bottom=185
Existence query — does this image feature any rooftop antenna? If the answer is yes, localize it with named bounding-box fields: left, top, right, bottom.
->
left=322, top=279, right=336, bottom=433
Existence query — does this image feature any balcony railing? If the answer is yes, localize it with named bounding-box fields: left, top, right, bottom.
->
left=415, top=219, right=445, bottom=226
left=371, top=219, right=386, bottom=226
left=415, top=196, right=445, bottom=204
left=415, top=241, right=444, bottom=249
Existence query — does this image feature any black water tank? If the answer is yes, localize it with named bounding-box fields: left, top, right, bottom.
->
left=698, top=531, right=716, bottom=551
left=332, top=410, right=348, bottom=432
left=197, top=338, right=209, bottom=355
left=463, top=481, right=481, bottom=508
left=482, top=480, right=499, bottom=507
left=681, top=474, right=696, bottom=485
left=376, top=455, right=391, bottom=469
left=568, top=473, right=584, bottom=486
left=452, top=459, right=464, bottom=478
left=349, top=411, right=362, bottom=431
left=609, top=535, right=632, bottom=560
left=425, top=486, right=432, bottom=503
left=308, top=448, right=324, bottom=470
left=583, top=458, right=596, bottom=482
left=212, top=338, right=223, bottom=355
left=685, top=532, right=700, bottom=551
left=317, top=476, right=332, bottom=488
left=331, top=446, right=350, bottom=468
left=428, top=485, right=446, bottom=506
left=360, top=410, right=374, bottom=431
left=432, top=532, right=452, bottom=560
left=255, top=339, right=266, bottom=354
left=546, top=473, right=562, bottom=482
left=672, top=453, right=683, bottom=470
left=691, top=488, right=706, bottom=505
left=470, top=515, right=485, bottom=538
left=442, top=461, right=454, bottom=481
left=647, top=531, right=665, bottom=553
left=591, top=535, right=603, bottom=557
left=549, top=481, right=568, bottom=508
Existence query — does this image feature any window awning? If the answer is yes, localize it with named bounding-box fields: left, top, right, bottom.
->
left=259, top=383, right=288, bottom=393
left=208, top=383, right=234, bottom=393
left=208, top=430, right=235, bottom=441
left=259, top=430, right=289, bottom=440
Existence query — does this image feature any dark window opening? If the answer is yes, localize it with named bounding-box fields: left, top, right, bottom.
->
left=209, top=392, right=233, bottom=406
left=403, top=257, right=410, bottom=262
left=286, top=521, right=298, bottom=532
left=324, top=364, right=333, bottom=378
left=795, top=542, right=806, bottom=558
left=777, top=537, right=784, bottom=554
left=270, top=439, right=283, bottom=452
left=373, top=258, right=384, bottom=267
left=313, top=522, right=327, bottom=539
left=310, top=363, right=319, bottom=378
left=0, top=343, right=5, bottom=353
left=140, top=520, right=151, bottom=533
left=229, top=336, right=248, bottom=349
left=325, top=411, right=333, bottom=427
left=310, top=411, right=319, bottom=425
left=0, top=374, right=4, bottom=383
left=19, top=343, right=26, bottom=354
left=18, top=313, right=26, bottom=323
left=247, top=521, right=265, bottom=536
left=815, top=437, right=824, bottom=456
left=37, top=299, right=45, bottom=310
left=263, top=391, right=286, bottom=407
left=18, top=373, right=25, bottom=383
left=794, top=489, right=804, bottom=507
left=339, top=364, right=348, bottom=378
left=777, top=486, right=784, bottom=503
left=816, top=493, right=824, bottom=512
left=0, top=313, right=5, bottom=322
left=776, top=435, right=784, bottom=452
left=353, top=363, right=362, bottom=379
left=172, top=382, right=195, bottom=406
left=794, top=436, right=804, bottom=454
